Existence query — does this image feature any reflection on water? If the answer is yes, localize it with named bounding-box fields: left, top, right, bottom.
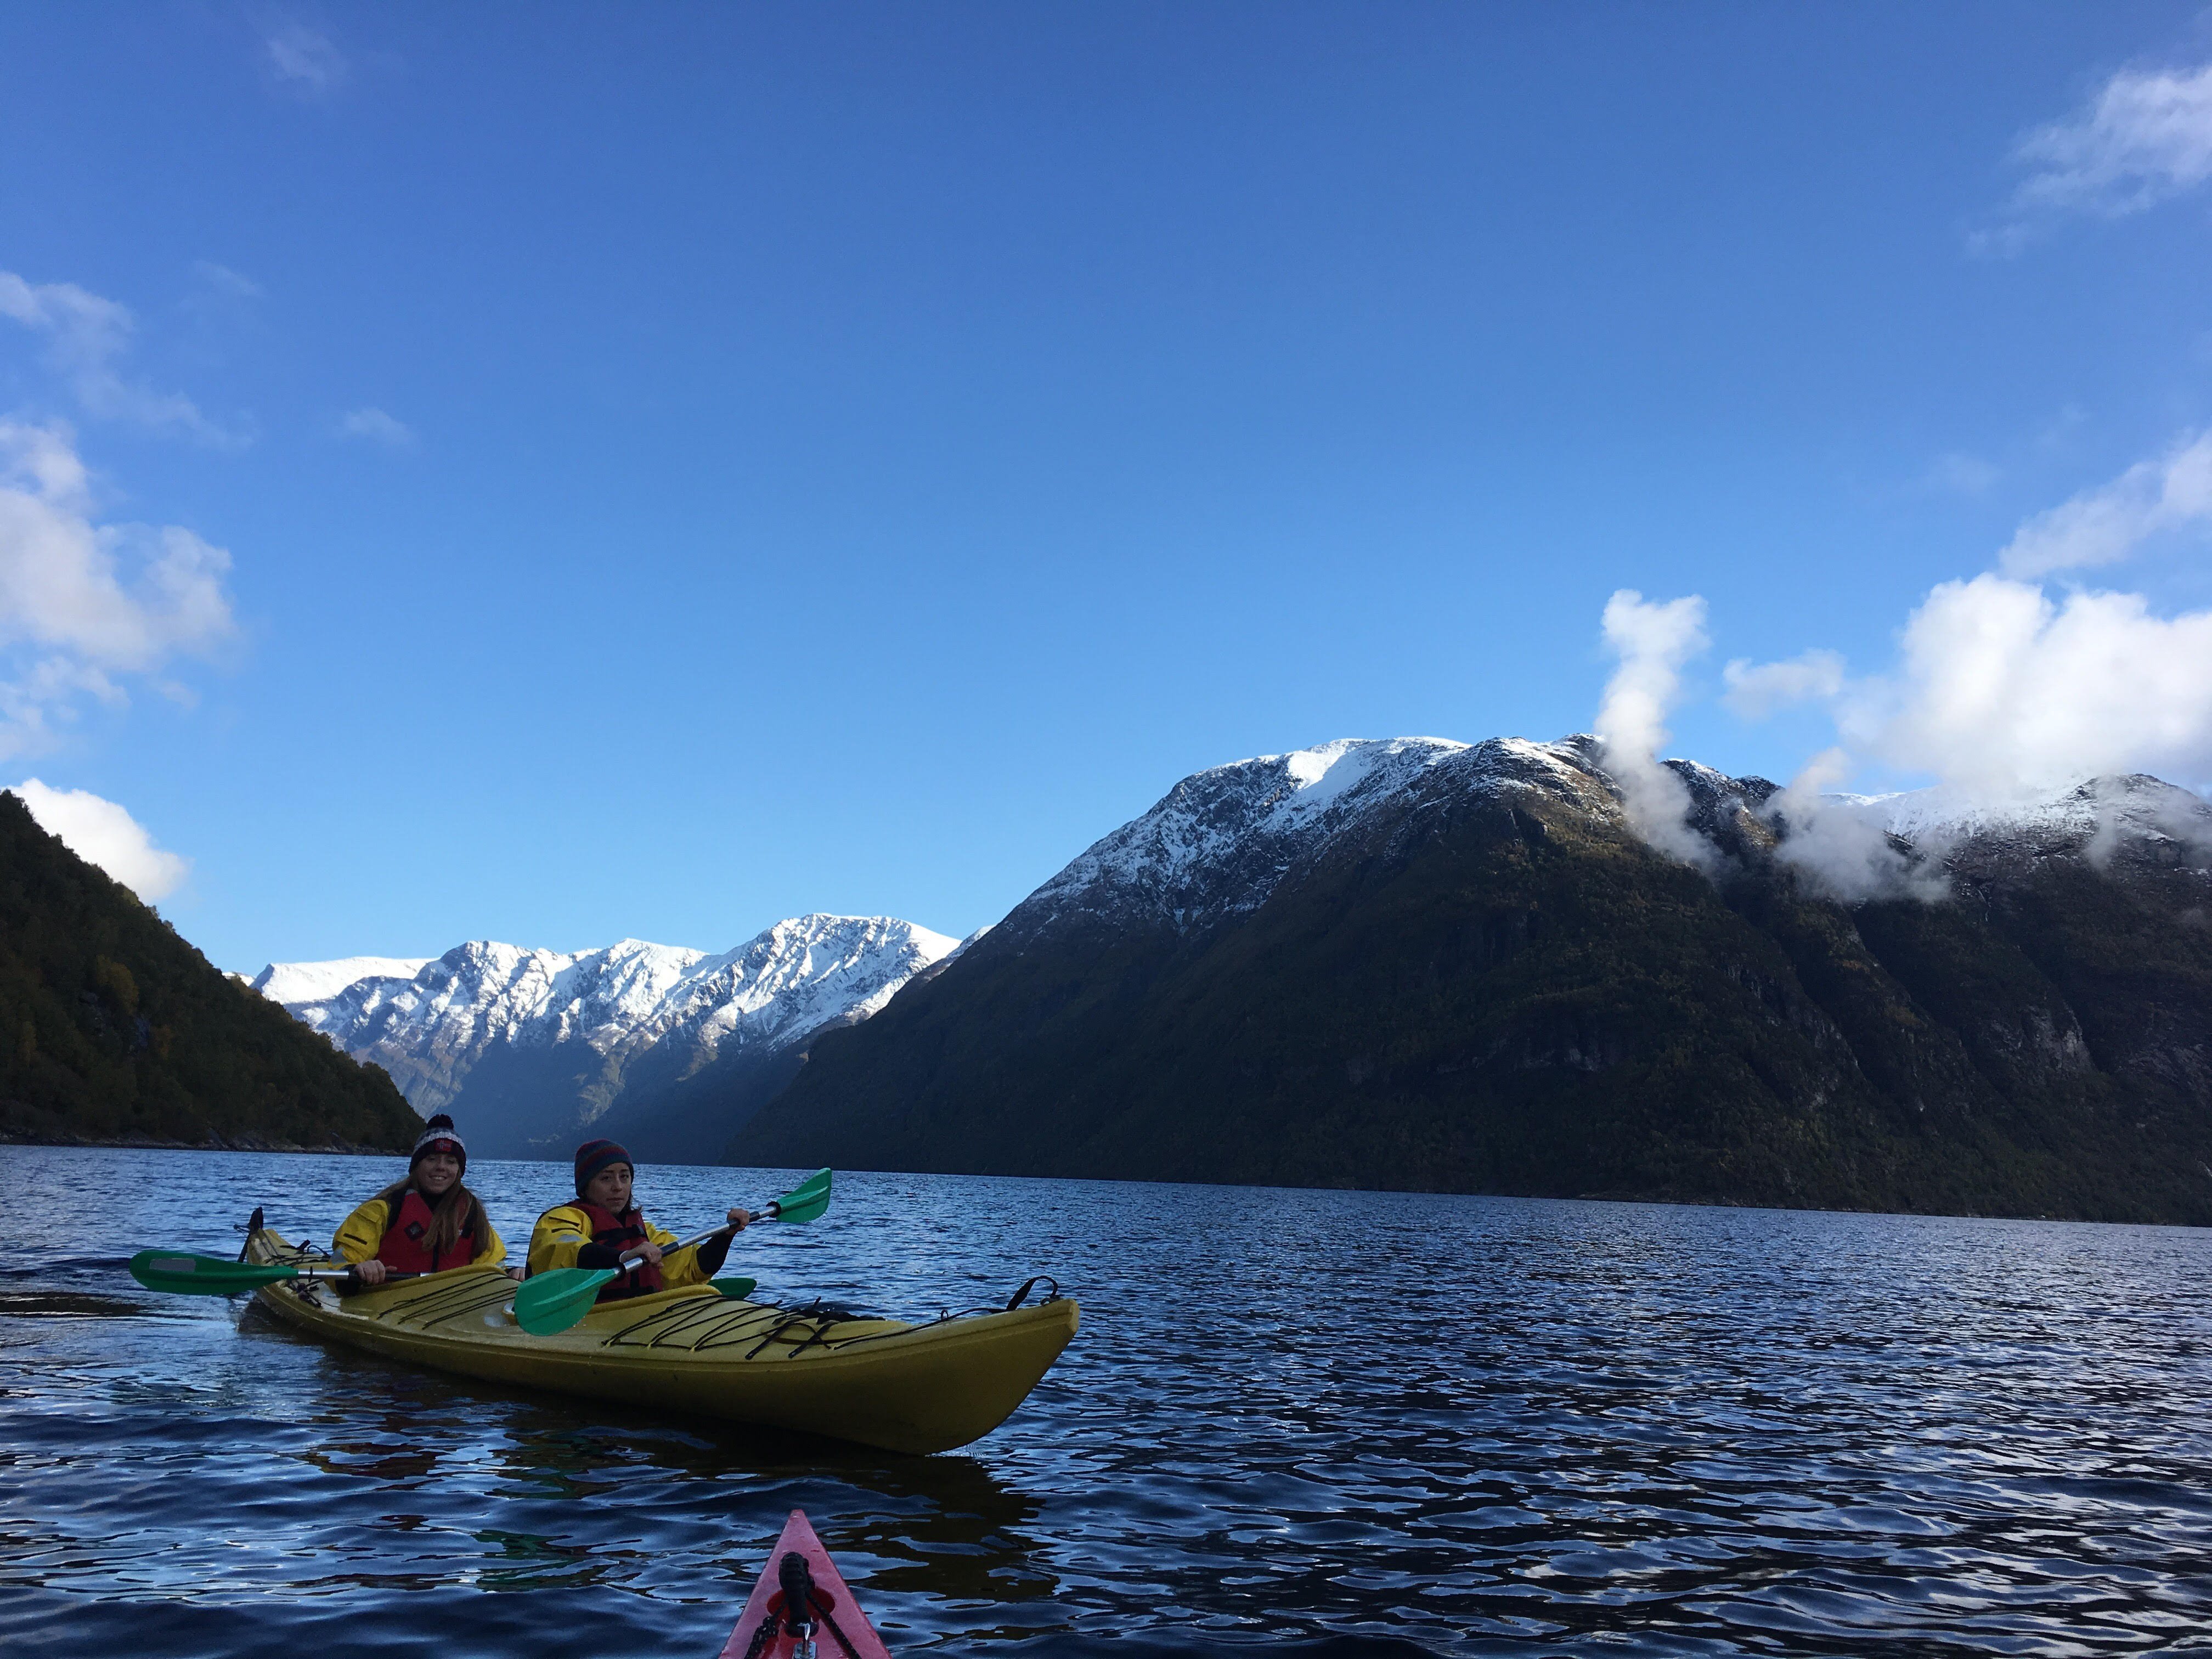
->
left=0, top=1290, right=151, bottom=1318
left=0, top=1145, right=2208, bottom=1656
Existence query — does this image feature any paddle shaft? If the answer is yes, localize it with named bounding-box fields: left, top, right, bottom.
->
left=128, top=1248, right=429, bottom=1296
left=510, top=1175, right=825, bottom=1336
left=610, top=1181, right=824, bottom=1272
left=616, top=1224, right=731, bottom=1274
left=611, top=1187, right=811, bottom=1271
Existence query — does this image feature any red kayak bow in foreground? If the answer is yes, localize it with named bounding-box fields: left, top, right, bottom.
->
left=719, top=1509, right=891, bottom=1659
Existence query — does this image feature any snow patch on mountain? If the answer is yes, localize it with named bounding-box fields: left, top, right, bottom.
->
left=1018, top=737, right=1464, bottom=934
left=1819, top=774, right=2212, bottom=890
left=250, top=956, right=432, bottom=1007
left=1010, top=735, right=1623, bottom=939
left=1831, top=774, right=2212, bottom=849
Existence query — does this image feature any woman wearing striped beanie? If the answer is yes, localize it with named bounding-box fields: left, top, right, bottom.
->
left=526, top=1137, right=753, bottom=1302
left=332, top=1114, right=509, bottom=1286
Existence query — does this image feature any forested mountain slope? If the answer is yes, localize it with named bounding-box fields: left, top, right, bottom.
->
left=738, top=737, right=2212, bottom=1223
left=0, top=793, right=419, bottom=1150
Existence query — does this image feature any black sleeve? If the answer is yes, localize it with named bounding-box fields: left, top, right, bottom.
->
left=577, top=1243, right=624, bottom=1269
left=696, top=1232, right=731, bottom=1276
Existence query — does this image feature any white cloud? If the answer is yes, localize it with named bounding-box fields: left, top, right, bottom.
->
left=0, top=420, right=238, bottom=757
left=338, top=406, right=414, bottom=447
left=2007, top=59, right=2212, bottom=222
left=1722, top=648, right=1846, bottom=719
left=1978, top=56, right=2212, bottom=251
left=10, top=778, right=190, bottom=900
left=1619, top=424, right=2212, bottom=890
left=1594, top=589, right=1716, bottom=868
left=1726, top=568, right=2212, bottom=805
left=190, top=261, right=263, bottom=301
left=266, top=24, right=347, bottom=93
left=0, top=269, right=244, bottom=446
left=1925, top=453, right=2002, bottom=497
left=1842, top=573, right=2212, bottom=796
left=1724, top=428, right=2212, bottom=801
left=1997, top=430, right=2212, bottom=577
left=1761, top=748, right=1946, bottom=904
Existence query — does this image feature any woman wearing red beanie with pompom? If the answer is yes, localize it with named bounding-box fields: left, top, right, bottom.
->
left=334, top=1114, right=510, bottom=1286
left=526, top=1138, right=753, bottom=1302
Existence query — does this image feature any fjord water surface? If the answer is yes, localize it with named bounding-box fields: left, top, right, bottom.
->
left=0, top=1147, right=2205, bottom=1657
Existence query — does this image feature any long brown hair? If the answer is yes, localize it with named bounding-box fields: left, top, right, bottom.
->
left=376, top=1173, right=488, bottom=1260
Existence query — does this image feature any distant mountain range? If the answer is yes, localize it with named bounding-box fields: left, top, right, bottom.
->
left=737, top=735, right=2212, bottom=1224
left=259, top=733, right=2212, bottom=1221
left=254, top=915, right=958, bottom=1161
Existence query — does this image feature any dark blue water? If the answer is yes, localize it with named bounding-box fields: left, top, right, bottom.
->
left=1, top=1147, right=2207, bottom=1657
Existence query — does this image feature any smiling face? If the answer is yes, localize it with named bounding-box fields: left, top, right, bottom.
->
left=584, top=1163, right=635, bottom=1213
left=415, top=1149, right=462, bottom=1197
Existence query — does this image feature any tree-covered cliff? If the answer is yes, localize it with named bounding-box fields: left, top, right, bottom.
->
left=0, top=792, right=420, bottom=1150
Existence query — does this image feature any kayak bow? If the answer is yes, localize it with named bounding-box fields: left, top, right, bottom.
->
left=719, top=1509, right=890, bottom=1659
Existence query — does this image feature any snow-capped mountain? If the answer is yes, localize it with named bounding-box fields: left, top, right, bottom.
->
left=252, top=956, right=434, bottom=1007
left=742, top=732, right=2212, bottom=1224
left=255, top=915, right=956, bottom=1160
left=256, top=732, right=2210, bottom=1181
left=1005, top=735, right=2211, bottom=946
left=1008, top=735, right=1616, bottom=942
left=1832, top=773, right=2212, bottom=860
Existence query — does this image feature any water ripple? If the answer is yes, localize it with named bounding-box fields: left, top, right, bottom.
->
left=0, top=1147, right=2208, bottom=1655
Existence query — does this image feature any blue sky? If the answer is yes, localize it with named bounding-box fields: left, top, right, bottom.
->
left=3, top=3, right=2210, bottom=970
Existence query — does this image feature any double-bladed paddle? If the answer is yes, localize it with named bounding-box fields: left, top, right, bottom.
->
left=128, top=1250, right=417, bottom=1296
left=512, top=1167, right=833, bottom=1337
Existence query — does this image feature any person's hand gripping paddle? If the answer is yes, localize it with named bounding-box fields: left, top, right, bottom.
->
left=512, top=1167, right=833, bottom=1336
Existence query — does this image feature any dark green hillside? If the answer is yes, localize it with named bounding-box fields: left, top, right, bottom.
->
left=0, top=793, right=420, bottom=1150
left=739, top=784, right=2212, bottom=1223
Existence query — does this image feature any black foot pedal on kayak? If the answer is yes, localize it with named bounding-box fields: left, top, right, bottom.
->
left=756, top=1547, right=863, bottom=1659
left=779, top=1551, right=817, bottom=1658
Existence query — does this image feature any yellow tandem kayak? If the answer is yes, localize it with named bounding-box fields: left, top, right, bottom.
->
left=242, top=1225, right=1078, bottom=1454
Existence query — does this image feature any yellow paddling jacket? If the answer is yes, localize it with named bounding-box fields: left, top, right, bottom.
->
left=527, top=1202, right=724, bottom=1299
left=332, top=1190, right=507, bottom=1272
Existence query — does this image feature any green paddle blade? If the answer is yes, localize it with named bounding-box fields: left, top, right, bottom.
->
left=129, top=1249, right=300, bottom=1295
left=712, top=1276, right=758, bottom=1300
left=766, top=1168, right=833, bottom=1224
left=781, top=1166, right=832, bottom=1202
left=511, top=1266, right=617, bottom=1336
left=769, top=1188, right=831, bottom=1224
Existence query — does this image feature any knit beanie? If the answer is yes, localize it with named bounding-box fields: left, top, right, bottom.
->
left=410, top=1113, right=466, bottom=1175
left=574, top=1137, right=634, bottom=1195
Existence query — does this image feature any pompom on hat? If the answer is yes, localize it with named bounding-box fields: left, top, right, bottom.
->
left=574, top=1137, right=634, bottom=1195
left=410, top=1113, right=466, bottom=1175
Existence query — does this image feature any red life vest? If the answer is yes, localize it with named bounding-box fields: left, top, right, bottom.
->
left=374, top=1188, right=477, bottom=1274
left=578, top=1200, right=664, bottom=1299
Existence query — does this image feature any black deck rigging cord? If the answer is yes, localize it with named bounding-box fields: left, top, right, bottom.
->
left=736, top=1549, right=861, bottom=1659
